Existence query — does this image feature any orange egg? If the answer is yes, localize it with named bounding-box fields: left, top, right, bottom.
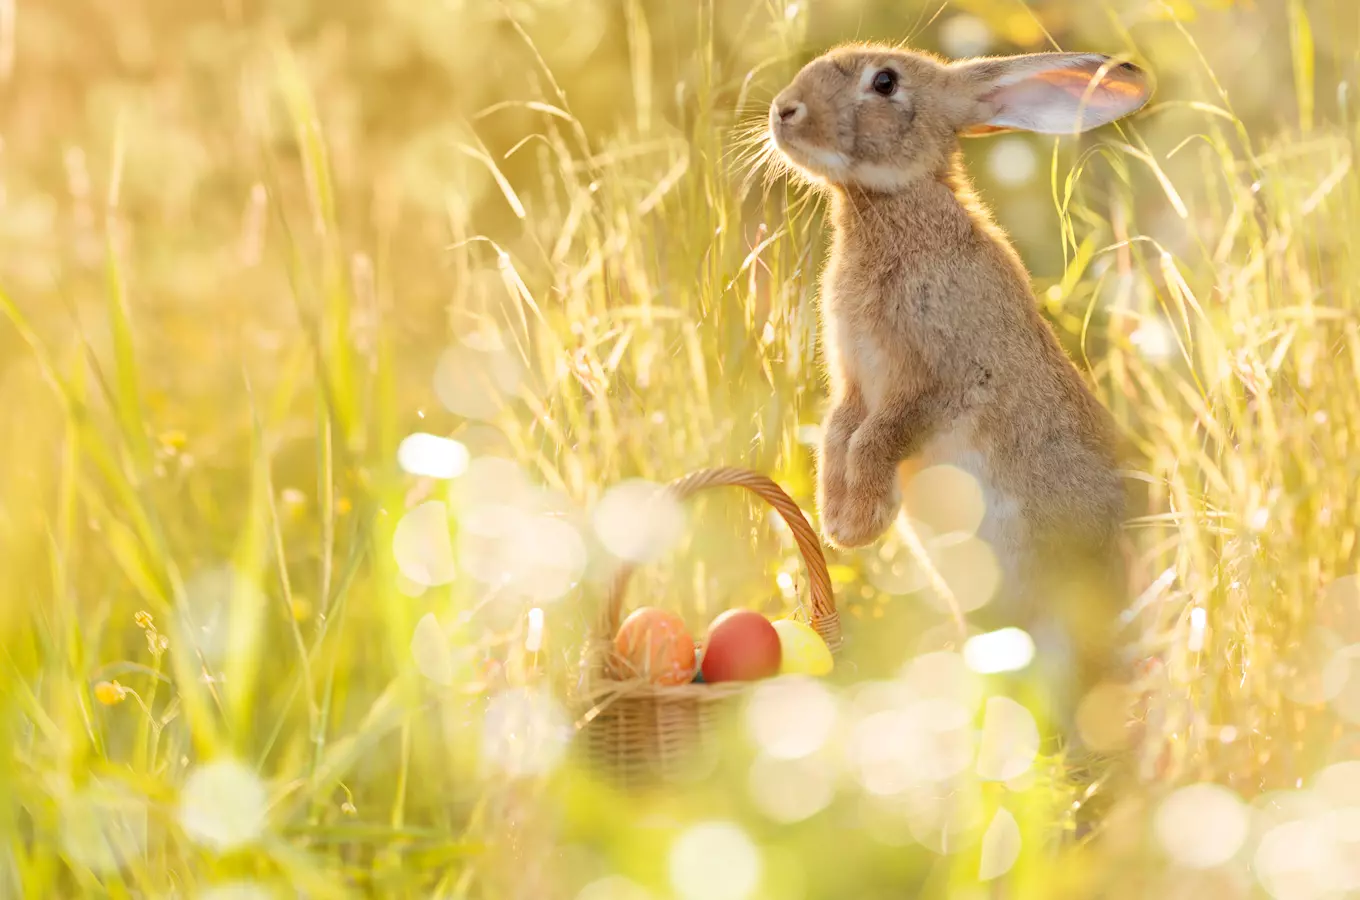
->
left=612, top=607, right=696, bottom=685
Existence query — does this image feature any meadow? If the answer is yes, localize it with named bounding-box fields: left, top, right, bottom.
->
left=3, top=0, right=1360, bottom=897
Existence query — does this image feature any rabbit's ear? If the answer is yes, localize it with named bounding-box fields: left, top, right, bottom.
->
left=951, top=53, right=1151, bottom=136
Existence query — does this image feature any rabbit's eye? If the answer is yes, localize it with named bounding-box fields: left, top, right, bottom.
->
left=871, top=69, right=897, bottom=96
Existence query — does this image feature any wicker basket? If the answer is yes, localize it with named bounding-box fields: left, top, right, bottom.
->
left=577, top=466, right=842, bottom=787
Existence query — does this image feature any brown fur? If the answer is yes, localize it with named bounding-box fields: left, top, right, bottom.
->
left=768, top=44, right=1151, bottom=714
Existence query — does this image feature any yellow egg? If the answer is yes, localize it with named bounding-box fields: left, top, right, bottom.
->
left=772, top=619, right=833, bottom=676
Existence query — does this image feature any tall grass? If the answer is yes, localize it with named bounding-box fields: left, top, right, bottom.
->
left=2, top=0, right=1359, bottom=897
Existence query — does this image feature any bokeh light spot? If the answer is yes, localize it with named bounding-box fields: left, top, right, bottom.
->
left=526, top=606, right=545, bottom=653
left=182, top=566, right=263, bottom=667
left=593, top=480, right=684, bottom=564
left=411, top=613, right=453, bottom=685
left=434, top=334, right=524, bottom=421
left=1314, top=760, right=1360, bottom=808
left=1328, top=645, right=1360, bottom=724
left=849, top=699, right=974, bottom=795
left=939, top=14, right=993, bottom=57
left=749, top=754, right=834, bottom=823
left=446, top=457, right=588, bottom=603
left=460, top=504, right=587, bottom=601
left=987, top=138, right=1037, bottom=187
left=481, top=686, right=571, bottom=779
left=976, top=697, right=1039, bottom=782
left=746, top=676, right=837, bottom=759
left=979, top=807, right=1021, bottom=881
left=1254, top=816, right=1334, bottom=899
left=963, top=628, right=1035, bottom=674
left=397, top=432, right=469, bottom=479
left=1075, top=682, right=1134, bottom=752
left=901, top=651, right=982, bottom=711
left=904, top=464, right=985, bottom=537
left=670, top=821, right=761, bottom=900
left=1155, top=783, right=1248, bottom=869
left=393, top=501, right=457, bottom=586
left=904, top=779, right=986, bottom=854
left=930, top=535, right=1000, bottom=613
left=178, top=759, right=268, bottom=851
left=1130, top=319, right=1176, bottom=361
left=516, top=514, right=588, bottom=601
left=1280, top=627, right=1348, bottom=705
left=453, top=456, right=535, bottom=511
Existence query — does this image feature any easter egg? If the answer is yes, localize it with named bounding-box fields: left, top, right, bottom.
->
left=700, top=610, right=782, bottom=683
left=612, top=607, right=696, bottom=685
left=772, top=619, right=834, bottom=676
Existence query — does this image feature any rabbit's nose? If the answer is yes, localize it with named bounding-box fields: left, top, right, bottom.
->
left=777, top=101, right=807, bottom=125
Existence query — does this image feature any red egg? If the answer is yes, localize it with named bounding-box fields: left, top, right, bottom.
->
left=612, top=607, right=696, bottom=685
left=700, top=610, right=782, bottom=683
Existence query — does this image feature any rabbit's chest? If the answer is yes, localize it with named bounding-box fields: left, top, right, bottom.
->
left=829, top=318, right=890, bottom=407
left=920, top=422, right=1026, bottom=560
left=827, top=303, right=928, bottom=409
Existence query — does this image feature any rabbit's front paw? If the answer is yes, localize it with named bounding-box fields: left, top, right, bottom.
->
left=821, top=477, right=900, bottom=549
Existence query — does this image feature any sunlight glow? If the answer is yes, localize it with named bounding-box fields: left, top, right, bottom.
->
left=1155, top=784, right=1248, bottom=869
left=1130, top=319, right=1176, bottom=361
left=481, top=687, right=571, bottom=779
left=434, top=333, right=524, bottom=422
left=903, top=780, right=986, bottom=854
left=901, top=651, right=983, bottom=711
left=904, top=464, right=986, bottom=537
left=749, top=754, right=834, bottom=823
left=449, top=456, right=586, bottom=601
left=397, top=432, right=470, bottom=479
left=1076, top=683, right=1135, bottom=752
left=411, top=613, right=454, bottom=685
left=1254, top=815, right=1341, bottom=897
left=670, top=822, right=761, bottom=900
left=182, top=566, right=262, bottom=666
left=746, top=676, right=837, bottom=759
left=1188, top=606, right=1207, bottom=652
left=976, top=697, right=1040, bottom=781
left=849, top=701, right=974, bottom=795
left=178, top=759, right=268, bottom=851
left=939, top=14, right=993, bottom=57
left=987, top=138, right=1037, bottom=187
left=979, top=807, right=1021, bottom=881
left=526, top=606, right=545, bottom=653
left=963, top=627, right=1036, bottom=674
left=392, top=501, right=457, bottom=586
left=460, top=504, right=587, bottom=601
left=593, top=479, right=685, bottom=564
left=1329, top=645, right=1360, bottom=723
left=1281, top=629, right=1349, bottom=705
left=929, top=535, right=1001, bottom=613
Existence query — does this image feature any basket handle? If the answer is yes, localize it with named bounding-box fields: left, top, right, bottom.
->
left=597, top=466, right=842, bottom=655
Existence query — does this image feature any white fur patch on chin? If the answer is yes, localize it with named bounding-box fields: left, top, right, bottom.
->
left=804, top=147, right=852, bottom=174
left=774, top=138, right=930, bottom=192
left=848, top=160, right=930, bottom=192
left=773, top=139, right=852, bottom=184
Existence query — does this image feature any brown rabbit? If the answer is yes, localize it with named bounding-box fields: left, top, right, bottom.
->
left=767, top=45, right=1151, bottom=716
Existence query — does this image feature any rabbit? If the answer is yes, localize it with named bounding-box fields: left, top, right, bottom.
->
left=766, top=45, right=1152, bottom=718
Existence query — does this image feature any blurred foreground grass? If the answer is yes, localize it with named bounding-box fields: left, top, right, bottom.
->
left=3, top=0, right=1360, bottom=897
